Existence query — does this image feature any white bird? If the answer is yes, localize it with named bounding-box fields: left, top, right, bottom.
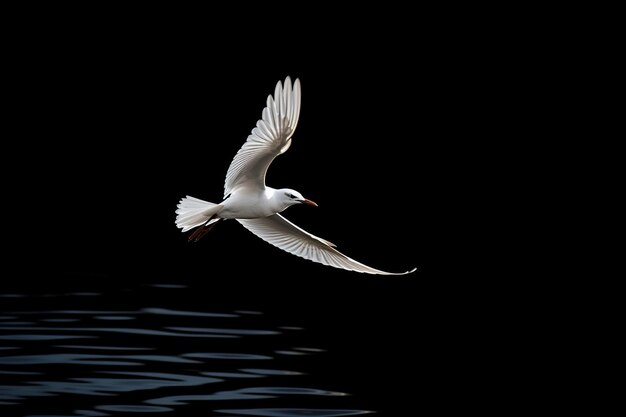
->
left=175, top=76, right=415, bottom=275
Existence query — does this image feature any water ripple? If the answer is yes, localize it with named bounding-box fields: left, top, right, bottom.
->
left=274, top=350, right=310, bottom=356
left=0, top=286, right=373, bottom=415
left=145, top=386, right=346, bottom=406
left=141, top=307, right=237, bottom=318
left=166, top=326, right=279, bottom=335
left=94, top=315, right=135, bottom=321
left=0, top=335, right=95, bottom=341
left=241, top=369, right=304, bottom=376
left=182, top=352, right=273, bottom=361
left=215, top=409, right=374, bottom=416
left=55, top=345, right=154, bottom=351
left=203, top=371, right=264, bottom=379
left=0, top=371, right=221, bottom=401
left=0, top=326, right=238, bottom=338
left=237, top=387, right=346, bottom=396
left=0, top=354, right=202, bottom=365
left=0, top=354, right=141, bottom=366
left=6, top=308, right=237, bottom=318
left=74, top=410, right=108, bottom=416
left=149, top=284, right=187, bottom=289
left=96, top=404, right=172, bottom=412
left=0, top=370, right=41, bottom=375
left=40, top=319, right=81, bottom=323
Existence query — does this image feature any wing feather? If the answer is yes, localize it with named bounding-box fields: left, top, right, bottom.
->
left=237, top=215, right=415, bottom=276
left=223, top=77, right=301, bottom=197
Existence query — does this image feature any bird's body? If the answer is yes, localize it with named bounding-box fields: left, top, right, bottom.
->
left=176, top=77, right=415, bottom=275
left=221, top=187, right=275, bottom=219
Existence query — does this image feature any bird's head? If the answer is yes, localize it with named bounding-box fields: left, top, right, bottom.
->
left=276, top=188, right=318, bottom=211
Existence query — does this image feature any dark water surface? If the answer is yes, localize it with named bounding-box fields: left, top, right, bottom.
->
left=0, top=274, right=438, bottom=416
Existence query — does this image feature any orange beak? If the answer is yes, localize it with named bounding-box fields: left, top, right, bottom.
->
left=302, top=198, right=318, bottom=207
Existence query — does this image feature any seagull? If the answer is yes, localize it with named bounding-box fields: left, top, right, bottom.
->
left=175, top=76, right=415, bottom=275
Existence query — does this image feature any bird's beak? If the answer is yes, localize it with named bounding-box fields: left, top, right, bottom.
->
left=302, top=198, right=318, bottom=207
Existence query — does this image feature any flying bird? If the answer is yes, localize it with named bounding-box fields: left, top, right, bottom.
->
left=175, top=77, right=415, bottom=275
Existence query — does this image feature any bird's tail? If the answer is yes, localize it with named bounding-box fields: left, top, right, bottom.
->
left=175, top=196, right=223, bottom=232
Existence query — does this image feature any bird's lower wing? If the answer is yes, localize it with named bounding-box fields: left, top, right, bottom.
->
left=237, top=215, right=415, bottom=276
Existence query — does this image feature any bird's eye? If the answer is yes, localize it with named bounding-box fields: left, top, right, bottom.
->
left=288, top=194, right=296, bottom=199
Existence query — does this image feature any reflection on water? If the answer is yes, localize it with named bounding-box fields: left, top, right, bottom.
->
left=0, top=282, right=372, bottom=416
left=216, top=408, right=373, bottom=416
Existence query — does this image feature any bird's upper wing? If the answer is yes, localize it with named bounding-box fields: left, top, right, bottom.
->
left=224, top=77, right=301, bottom=198
left=237, top=215, right=416, bottom=276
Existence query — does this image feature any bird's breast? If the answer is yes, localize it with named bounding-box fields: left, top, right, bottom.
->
left=219, top=192, right=275, bottom=219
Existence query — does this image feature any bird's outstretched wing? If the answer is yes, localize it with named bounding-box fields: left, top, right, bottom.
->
left=238, top=215, right=416, bottom=276
left=224, top=77, right=301, bottom=198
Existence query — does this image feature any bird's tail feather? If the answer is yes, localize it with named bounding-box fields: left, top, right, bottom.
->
left=175, top=196, right=223, bottom=232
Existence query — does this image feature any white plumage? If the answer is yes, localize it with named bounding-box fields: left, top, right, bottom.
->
left=176, top=77, right=415, bottom=275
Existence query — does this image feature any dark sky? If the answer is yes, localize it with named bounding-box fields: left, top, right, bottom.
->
left=5, top=16, right=509, bottom=310
left=11, top=39, right=460, bottom=280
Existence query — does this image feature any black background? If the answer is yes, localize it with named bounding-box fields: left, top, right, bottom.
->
left=9, top=28, right=459, bottom=282
left=3, top=12, right=527, bottom=415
